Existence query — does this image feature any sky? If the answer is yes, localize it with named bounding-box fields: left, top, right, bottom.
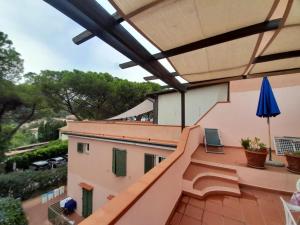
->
left=0, top=0, right=176, bottom=84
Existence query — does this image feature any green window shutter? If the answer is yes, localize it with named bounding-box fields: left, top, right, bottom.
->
left=82, top=189, right=93, bottom=218
left=144, top=154, right=155, bottom=174
left=116, top=149, right=127, bottom=177
left=82, top=189, right=87, bottom=217
left=87, top=190, right=93, bottom=216
left=112, top=148, right=116, bottom=174
left=77, top=143, right=84, bottom=153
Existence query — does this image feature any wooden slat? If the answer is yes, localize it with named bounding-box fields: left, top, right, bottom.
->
left=254, top=50, right=300, bottom=64
left=119, top=19, right=282, bottom=69
left=72, top=12, right=124, bottom=45
left=144, top=72, right=178, bottom=81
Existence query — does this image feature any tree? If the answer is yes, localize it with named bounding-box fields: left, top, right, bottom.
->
left=29, top=70, right=161, bottom=120
left=38, top=119, right=67, bottom=142
left=0, top=32, right=23, bottom=82
left=0, top=32, right=39, bottom=156
left=0, top=81, right=37, bottom=153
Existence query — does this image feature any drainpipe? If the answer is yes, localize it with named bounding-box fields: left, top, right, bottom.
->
left=181, top=91, right=185, bottom=131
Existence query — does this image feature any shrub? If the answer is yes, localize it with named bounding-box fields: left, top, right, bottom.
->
left=0, top=166, right=67, bottom=200
left=0, top=197, right=28, bottom=225
left=5, top=140, right=67, bottom=172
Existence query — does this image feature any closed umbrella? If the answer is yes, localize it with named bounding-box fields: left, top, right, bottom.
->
left=256, top=76, right=283, bottom=166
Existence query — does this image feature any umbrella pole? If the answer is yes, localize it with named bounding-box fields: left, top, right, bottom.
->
left=267, top=117, right=272, bottom=161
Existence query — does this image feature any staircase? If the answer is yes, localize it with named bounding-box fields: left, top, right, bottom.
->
left=182, top=161, right=241, bottom=199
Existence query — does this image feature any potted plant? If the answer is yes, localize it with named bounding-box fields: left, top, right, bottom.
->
left=285, top=151, right=300, bottom=174
left=241, top=137, right=268, bottom=169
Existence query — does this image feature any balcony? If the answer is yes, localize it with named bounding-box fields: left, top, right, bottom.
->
left=61, top=121, right=182, bottom=147
left=48, top=201, right=83, bottom=225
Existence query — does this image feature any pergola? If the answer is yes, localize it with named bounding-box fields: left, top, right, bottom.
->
left=44, top=0, right=300, bottom=130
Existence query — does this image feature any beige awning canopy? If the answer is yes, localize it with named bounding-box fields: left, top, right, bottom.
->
left=110, top=0, right=300, bottom=83
left=107, top=99, right=153, bottom=120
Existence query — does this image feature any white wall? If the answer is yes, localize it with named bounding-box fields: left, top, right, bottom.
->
left=157, top=83, right=228, bottom=125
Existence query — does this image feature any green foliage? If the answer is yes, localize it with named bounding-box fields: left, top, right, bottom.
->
left=8, top=129, right=37, bottom=149
left=28, top=70, right=161, bottom=120
left=5, top=140, right=67, bottom=172
left=0, top=32, right=23, bottom=81
left=38, top=119, right=66, bottom=142
left=0, top=197, right=28, bottom=225
left=241, top=137, right=266, bottom=151
left=0, top=32, right=42, bottom=155
left=240, top=138, right=251, bottom=150
left=0, top=166, right=67, bottom=200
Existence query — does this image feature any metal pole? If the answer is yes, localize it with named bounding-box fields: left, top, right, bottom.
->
left=267, top=117, right=272, bottom=161
left=181, top=92, right=185, bottom=131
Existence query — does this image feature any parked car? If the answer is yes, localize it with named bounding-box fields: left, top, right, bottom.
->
left=47, top=157, right=66, bottom=168
left=30, top=161, right=51, bottom=171
left=62, top=154, right=68, bottom=162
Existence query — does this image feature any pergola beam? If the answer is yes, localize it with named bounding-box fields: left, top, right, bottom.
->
left=254, top=50, right=300, bottom=64
left=72, top=12, right=124, bottom=45
left=119, top=19, right=281, bottom=69
left=144, top=49, right=300, bottom=82
left=144, top=72, right=178, bottom=81
left=44, top=0, right=185, bottom=92
left=187, top=67, right=300, bottom=87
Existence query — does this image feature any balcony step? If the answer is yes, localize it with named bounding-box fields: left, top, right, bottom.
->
left=182, top=161, right=241, bottom=198
left=183, top=162, right=238, bottom=181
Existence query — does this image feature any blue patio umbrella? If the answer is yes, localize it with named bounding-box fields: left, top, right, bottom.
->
left=256, top=76, right=281, bottom=161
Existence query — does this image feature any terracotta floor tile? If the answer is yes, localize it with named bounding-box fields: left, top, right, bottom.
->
left=202, top=210, right=224, bottom=225
left=240, top=197, right=257, bottom=208
left=177, top=202, right=187, bottom=214
left=223, top=196, right=240, bottom=210
left=184, top=204, right=203, bottom=221
left=189, top=198, right=205, bottom=209
left=258, top=199, right=284, bottom=225
left=171, top=188, right=292, bottom=225
left=179, top=215, right=201, bottom=225
left=222, top=205, right=245, bottom=222
left=241, top=198, right=265, bottom=225
left=223, top=217, right=245, bottom=225
left=170, top=212, right=183, bottom=225
left=206, top=195, right=224, bottom=203
left=181, top=195, right=190, bottom=204
left=251, top=189, right=275, bottom=202
left=205, top=198, right=223, bottom=215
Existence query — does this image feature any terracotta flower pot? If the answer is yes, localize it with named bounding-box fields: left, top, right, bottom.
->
left=244, top=149, right=268, bottom=169
left=285, top=153, right=300, bottom=174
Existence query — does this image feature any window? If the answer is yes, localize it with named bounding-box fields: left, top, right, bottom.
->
left=144, top=154, right=166, bottom=174
left=144, top=154, right=155, bottom=174
left=112, top=148, right=127, bottom=176
left=77, top=143, right=89, bottom=154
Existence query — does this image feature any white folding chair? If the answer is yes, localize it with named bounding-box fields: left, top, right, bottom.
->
left=280, top=197, right=299, bottom=225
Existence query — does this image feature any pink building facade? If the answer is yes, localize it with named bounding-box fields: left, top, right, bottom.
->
left=61, top=122, right=181, bottom=217
left=60, top=74, right=300, bottom=225
left=198, top=73, right=300, bottom=149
